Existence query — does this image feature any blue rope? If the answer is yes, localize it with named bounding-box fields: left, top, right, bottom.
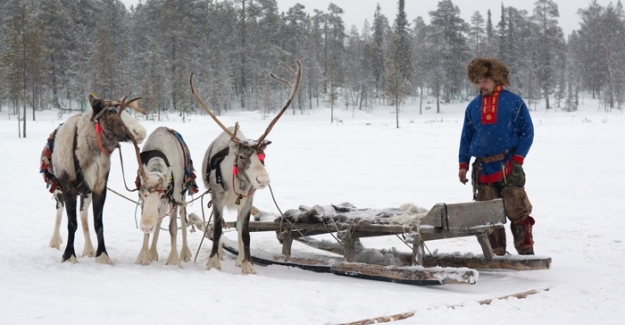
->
left=134, top=201, right=140, bottom=229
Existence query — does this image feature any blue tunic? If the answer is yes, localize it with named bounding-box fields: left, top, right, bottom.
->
left=458, top=89, right=534, bottom=183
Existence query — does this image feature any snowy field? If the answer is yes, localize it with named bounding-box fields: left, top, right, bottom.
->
left=1, top=95, right=624, bottom=325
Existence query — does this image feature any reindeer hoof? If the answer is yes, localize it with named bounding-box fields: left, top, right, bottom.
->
left=95, top=253, right=113, bottom=265
left=166, top=253, right=181, bottom=267
left=62, top=255, right=78, bottom=264
left=82, top=246, right=95, bottom=258
left=241, top=262, right=256, bottom=275
left=207, top=256, right=222, bottom=270
left=150, top=249, right=159, bottom=262
left=49, top=236, right=62, bottom=250
left=135, top=250, right=152, bottom=265
left=180, top=246, right=192, bottom=262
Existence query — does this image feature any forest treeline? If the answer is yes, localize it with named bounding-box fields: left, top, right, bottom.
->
left=1, top=0, right=624, bottom=129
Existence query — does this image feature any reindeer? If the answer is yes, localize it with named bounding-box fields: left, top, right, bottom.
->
left=40, top=94, right=146, bottom=264
left=133, top=126, right=199, bottom=267
left=190, top=60, right=302, bottom=274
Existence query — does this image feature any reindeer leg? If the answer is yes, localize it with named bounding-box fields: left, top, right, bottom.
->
left=135, top=233, right=152, bottom=265
left=179, top=204, right=192, bottom=262
left=166, top=207, right=181, bottom=267
left=49, top=190, right=64, bottom=249
left=62, top=193, right=78, bottom=263
left=236, top=218, right=244, bottom=267
left=207, top=204, right=223, bottom=270
left=80, top=194, right=95, bottom=257
left=92, top=189, right=112, bottom=265
left=149, top=218, right=162, bottom=261
left=239, top=205, right=256, bottom=275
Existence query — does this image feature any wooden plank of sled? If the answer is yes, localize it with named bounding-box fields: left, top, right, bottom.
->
left=331, top=263, right=478, bottom=285
left=419, top=255, right=552, bottom=271
left=421, top=199, right=505, bottom=230
left=225, top=221, right=417, bottom=235
left=295, top=237, right=551, bottom=271
left=220, top=237, right=335, bottom=273
left=391, top=252, right=551, bottom=271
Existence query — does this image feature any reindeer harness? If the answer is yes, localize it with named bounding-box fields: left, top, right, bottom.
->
left=136, top=128, right=199, bottom=204
left=40, top=128, right=60, bottom=193
left=206, top=139, right=267, bottom=204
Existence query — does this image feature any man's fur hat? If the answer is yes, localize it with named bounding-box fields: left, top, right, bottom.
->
left=467, top=58, right=510, bottom=86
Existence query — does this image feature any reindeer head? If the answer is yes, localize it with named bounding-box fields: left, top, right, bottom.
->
left=230, top=135, right=271, bottom=190
left=191, top=60, right=302, bottom=195
left=137, top=157, right=172, bottom=233
left=89, top=93, right=147, bottom=148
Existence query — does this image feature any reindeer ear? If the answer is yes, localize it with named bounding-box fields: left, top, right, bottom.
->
left=228, top=139, right=239, bottom=152
left=89, top=93, right=106, bottom=115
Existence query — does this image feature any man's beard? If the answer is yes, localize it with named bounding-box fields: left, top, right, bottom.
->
left=480, top=88, right=494, bottom=97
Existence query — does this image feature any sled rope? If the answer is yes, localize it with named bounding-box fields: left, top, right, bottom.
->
left=268, top=184, right=309, bottom=240
left=106, top=186, right=139, bottom=204
left=194, top=193, right=213, bottom=264
left=116, top=146, right=139, bottom=192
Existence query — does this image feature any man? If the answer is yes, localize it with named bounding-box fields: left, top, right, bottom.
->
left=458, top=58, right=535, bottom=255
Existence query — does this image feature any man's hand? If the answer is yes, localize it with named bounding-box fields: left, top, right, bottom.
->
left=458, top=168, right=468, bottom=184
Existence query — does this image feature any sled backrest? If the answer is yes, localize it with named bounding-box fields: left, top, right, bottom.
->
left=421, top=199, right=505, bottom=231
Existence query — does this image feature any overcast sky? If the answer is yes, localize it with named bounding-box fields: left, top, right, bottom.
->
left=120, top=0, right=617, bottom=36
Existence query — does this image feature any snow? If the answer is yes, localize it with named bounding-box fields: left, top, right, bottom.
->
left=1, top=96, right=624, bottom=325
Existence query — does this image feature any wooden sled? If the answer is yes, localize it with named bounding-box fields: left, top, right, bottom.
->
left=190, top=199, right=551, bottom=285
left=220, top=237, right=477, bottom=285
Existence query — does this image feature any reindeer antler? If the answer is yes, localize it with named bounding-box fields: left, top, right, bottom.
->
left=189, top=73, right=241, bottom=143
left=116, top=97, right=146, bottom=116
left=257, top=59, right=303, bottom=144
left=131, top=132, right=148, bottom=184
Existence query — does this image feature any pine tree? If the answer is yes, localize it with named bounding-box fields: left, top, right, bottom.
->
left=469, top=11, right=485, bottom=57
left=485, top=9, right=496, bottom=56
left=384, top=34, right=409, bottom=128
left=411, top=16, right=428, bottom=114
left=530, top=0, right=566, bottom=110
left=0, top=0, right=49, bottom=137
left=394, top=0, right=411, bottom=83
left=428, top=0, right=470, bottom=104
left=372, top=4, right=386, bottom=97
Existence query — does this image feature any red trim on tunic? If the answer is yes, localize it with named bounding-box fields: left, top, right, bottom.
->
left=478, top=160, right=514, bottom=183
left=512, top=154, right=524, bottom=165
left=459, top=162, right=469, bottom=170
left=481, top=85, right=503, bottom=125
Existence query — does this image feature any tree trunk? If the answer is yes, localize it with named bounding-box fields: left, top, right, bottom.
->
left=240, top=0, right=247, bottom=109
left=419, top=87, right=423, bottom=115
left=171, top=36, right=177, bottom=113
left=436, top=90, right=440, bottom=114
left=22, top=30, right=26, bottom=138
left=395, top=94, right=400, bottom=129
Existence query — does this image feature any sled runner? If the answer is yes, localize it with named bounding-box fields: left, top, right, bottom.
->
left=190, top=199, right=551, bottom=285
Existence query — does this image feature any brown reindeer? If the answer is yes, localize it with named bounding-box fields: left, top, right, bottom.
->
left=41, top=94, right=146, bottom=264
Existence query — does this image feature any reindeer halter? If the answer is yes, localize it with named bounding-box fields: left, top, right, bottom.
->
left=91, top=94, right=145, bottom=155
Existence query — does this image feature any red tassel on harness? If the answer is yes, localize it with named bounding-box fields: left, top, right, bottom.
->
left=95, top=122, right=103, bottom=134
left=232, top=166, right=239, bottom=175
left=257, top=153, right=265, bottom=162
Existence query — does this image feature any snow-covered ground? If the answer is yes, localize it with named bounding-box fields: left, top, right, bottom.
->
left=1, top=95, right=623, bottom=324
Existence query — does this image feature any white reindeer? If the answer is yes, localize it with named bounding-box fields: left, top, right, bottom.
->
left=190, top=60, right=302, bottom=274
left=41, top=94, right=146, bottom=264
left=134, top=126, right=199, bottom=267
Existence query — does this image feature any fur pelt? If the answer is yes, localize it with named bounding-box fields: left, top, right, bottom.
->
left=467, top=58, right=510, bottom=86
